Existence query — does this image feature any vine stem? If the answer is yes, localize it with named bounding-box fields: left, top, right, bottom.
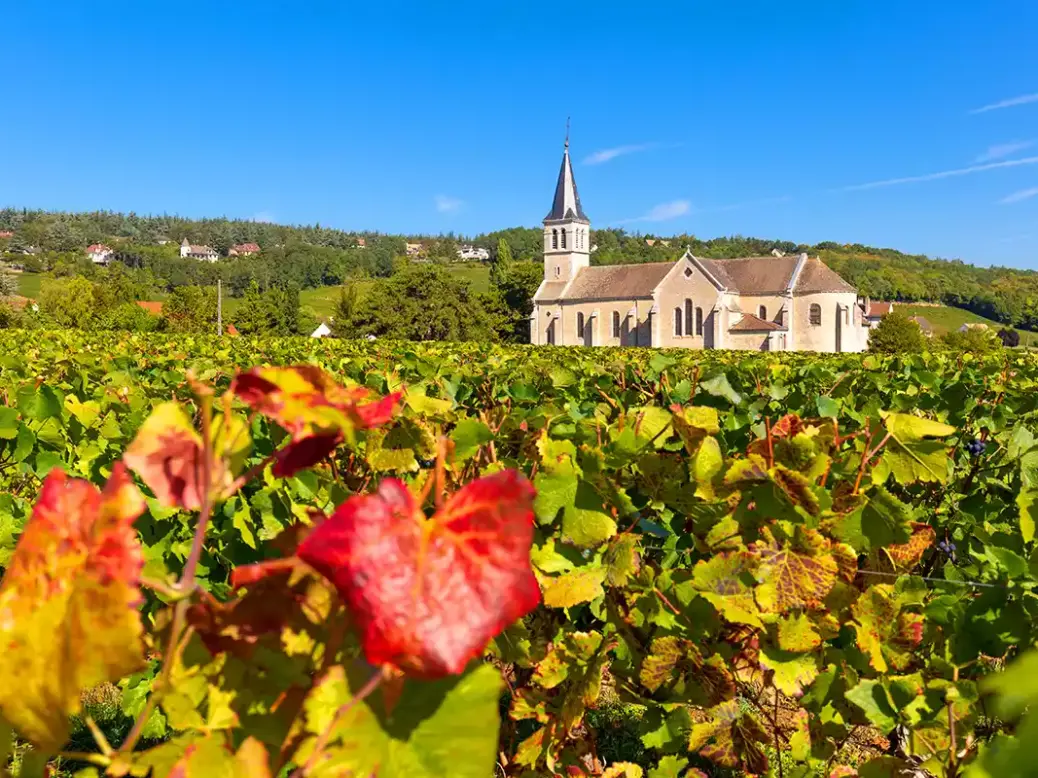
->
left=119, top=391, right=216, bottom=756
left=294, top=671, right=383, bottom=777
left=774, top=685, right=784, bottom=778
left=948, top=666, right=960, bottom=777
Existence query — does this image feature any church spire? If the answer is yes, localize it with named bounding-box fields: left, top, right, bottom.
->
left=545, top=124, right=588, bottom=223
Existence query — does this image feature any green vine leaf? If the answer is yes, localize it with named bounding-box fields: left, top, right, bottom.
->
left=874, top=411, right=955, bottom=485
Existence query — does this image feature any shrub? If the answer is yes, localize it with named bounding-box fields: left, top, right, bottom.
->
left=867, top=310, right=926, bottom=353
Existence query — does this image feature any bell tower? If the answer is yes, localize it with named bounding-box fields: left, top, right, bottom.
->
left=543, top=125, right=590, bottom=283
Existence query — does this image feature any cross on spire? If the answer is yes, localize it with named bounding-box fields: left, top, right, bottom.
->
left=565, top=116, right=570, bottom=150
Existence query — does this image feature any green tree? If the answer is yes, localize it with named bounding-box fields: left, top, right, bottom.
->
left=490, top=239, right=513, bottom=286
left=490, top=261, right=541, bottom=343
left=331, top=282, right=361, bottom=337
left=0, top=301, right=19, bottom=328
left=998, top=328, right=1021, bottom=347
left=233, top=280, right=268, bottom=336
left=940, top=325, right=1003, bottom=354
left=867, top=311, right=926, bottom=353
left=161, top=286, right=218, bottom=333
left=39, top=276, right=100, bottom=328
left=0, top=273, right=17, bottom=298
left=350, top=265, right=497, bottom=342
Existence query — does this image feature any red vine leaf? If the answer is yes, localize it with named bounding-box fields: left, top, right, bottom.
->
left=0, top=465, right=146, bottom=751
left=231, top=365, right=402, bottom=476
left=297, top=470, right=541, bottom=678
left=770, top=414, right=805, bottom=439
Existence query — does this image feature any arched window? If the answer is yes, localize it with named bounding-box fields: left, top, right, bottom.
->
left=674, top=308, right=683, bottom=337
left=576, top=312, right=585, bottom=338
left=810, top=303, right=822, bottom=326
left=759, top=305, right=767, bottom=320
left=561, top=229, right=567, bottom=249
left=684, top=299, right=693, bottom=336
left=552, top=229, right=558, bottom=249
left=695, top=307, right=703, bottom=335
left=612, top=310, right=621, bottom=337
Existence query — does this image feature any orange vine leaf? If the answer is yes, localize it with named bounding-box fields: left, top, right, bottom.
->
left=0, top=465, right=147, bottom=751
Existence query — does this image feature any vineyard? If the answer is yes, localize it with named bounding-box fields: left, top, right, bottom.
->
left=1, top=331, right=1038, bottom=777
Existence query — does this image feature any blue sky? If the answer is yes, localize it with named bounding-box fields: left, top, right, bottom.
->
left=2, top=2, right=1038, bottom=268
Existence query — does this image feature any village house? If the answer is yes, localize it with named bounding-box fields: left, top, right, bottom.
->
left=458, top=245, right=490, bottom=261
left=530, top=139, right=871, bottom=352
left=405, top=242, right=424, bottom=257
left=0, top=231, right=13, bottom=239
left=228, top=242, right=261, bottom=257
left=180, top=238, right=219, bottom=262
left=87, top=243, right=114, bottom=265
left=862, top=300, right=893, bottom=328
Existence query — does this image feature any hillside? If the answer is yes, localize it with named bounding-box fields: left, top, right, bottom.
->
left=3, top=208, right=1037, bottom=332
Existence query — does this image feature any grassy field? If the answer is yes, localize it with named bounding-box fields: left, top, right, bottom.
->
left=16, top=272, right=41, bottom=299
left=897, top=303, right=1038, bottom=346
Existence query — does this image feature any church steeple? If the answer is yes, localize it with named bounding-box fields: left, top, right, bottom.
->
left=545, top=130, right=589, bottom=223
left=543, top=127, right=591, bottom=283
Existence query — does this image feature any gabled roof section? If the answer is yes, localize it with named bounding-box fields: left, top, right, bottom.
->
left=729, top=313, right=783, bottom=332
left=533, top=280, right=570, bottom=302
left=562, top=263, right=672, bottom=300
left=793, top=258, right=856, bottom=294
left=544, top=141, right=589, bottom=223
left=700, top=256, right=799, bottom=294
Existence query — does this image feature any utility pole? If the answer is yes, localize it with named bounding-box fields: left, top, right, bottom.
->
left=217, top=279, right=222, bottom=336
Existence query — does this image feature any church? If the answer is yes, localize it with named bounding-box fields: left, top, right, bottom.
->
left=530, top=140, right=871, bottom=353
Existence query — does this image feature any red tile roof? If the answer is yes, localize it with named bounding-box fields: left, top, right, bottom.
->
left=866, top=301, right=893, bottom=317
left=231, top=242, right=260, bottom=253
left=136, top=301, right=163, bottom=315
left=0, top=231, right=13, bottom=239
left=87, top=243, right=113, bottom=253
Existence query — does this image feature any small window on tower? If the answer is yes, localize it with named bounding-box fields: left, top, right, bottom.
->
left=576, top=312, right=584, bottom=337
left=552, top=229, right=558, bottom=249
left=612, top=311, right=620, bottom=337
left=684, top=267, right=693, bottom=278
left=555, top=266, right=560, bottom=277
left=561, top=229, right=567, bottom=249
left=759, top=305, right=767, bottom=320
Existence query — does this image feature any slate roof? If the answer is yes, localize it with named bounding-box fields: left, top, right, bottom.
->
left=534, top=281, right=571, bottom=301
left=541, top=254, right=856, bottom=303
left=560, top=263, right=674, bottom=300
left=909, top=315, right=932, bottom=333
left=729, top=313, right=783, bottom=332
left=545, top=146, right=589, bottom=222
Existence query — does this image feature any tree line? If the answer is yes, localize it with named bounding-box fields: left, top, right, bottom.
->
left=3, top=208, right=1038, bottom=333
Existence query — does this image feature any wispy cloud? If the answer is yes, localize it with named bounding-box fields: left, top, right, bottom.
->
left=584, top=143, right=657, bottom=165
left=976, top=140, right=1034, bottom=162
left=252, top=211, right=275, bottom=223
left=840, top=156, right=1038, bottom=191
left=434, top=194, right=463, bottom=214
left=1000, top=187, right=1038, bottom=204
left=618, top=200, right=692, bottom=224
left=970, top=92, right=1038, bottom=115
